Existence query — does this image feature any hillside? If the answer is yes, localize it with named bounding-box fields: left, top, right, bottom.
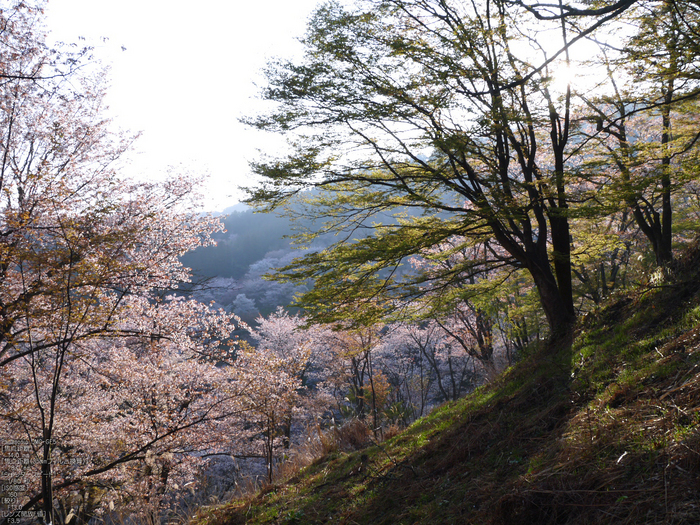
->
left=190, top=240, right=700, bottom=525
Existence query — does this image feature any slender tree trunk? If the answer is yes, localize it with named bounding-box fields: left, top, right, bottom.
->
left=366, top=351, right=379, bottom=437
left=41, top=431, right=53, bottom=525
left=658, top=0, right=679, bottom=266
left=659, top=78, right=674, bottom=265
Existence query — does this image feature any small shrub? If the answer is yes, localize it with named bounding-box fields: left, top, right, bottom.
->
left=382, top=424, right=402, bottom=441
left=334, top=419, right=372, bottom=451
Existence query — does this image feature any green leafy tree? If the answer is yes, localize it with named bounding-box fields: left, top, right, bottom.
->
left=245, top=0, right=625, bottom=348
left=577, top=0, right=700, bottom=266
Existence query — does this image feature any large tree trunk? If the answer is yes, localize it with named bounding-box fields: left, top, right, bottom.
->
left=528, top=252, right=576, bottom=350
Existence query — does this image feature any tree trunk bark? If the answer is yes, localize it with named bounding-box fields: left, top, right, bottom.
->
left=41, top=431, right=54, bottom=525
left=529, top=256, right=576, bottom=349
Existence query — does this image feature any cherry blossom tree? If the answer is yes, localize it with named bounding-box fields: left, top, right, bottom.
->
left=247, top=308, right=335, bottom=471
left=249, top=307, right=331, bottom=387
left=0, top=5, right=278, bottom=524
left=407, top=237, right=542, bottom=370
left=379, top=321, right=479, bottom=411
left=376, top=323, right=441, bottom=421
left=233, top=343, right=309, bottom=484
left=0, top=0, right=90, bottom=85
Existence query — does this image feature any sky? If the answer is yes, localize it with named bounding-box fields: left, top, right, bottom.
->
left=45, top=0, right=322, bottom=212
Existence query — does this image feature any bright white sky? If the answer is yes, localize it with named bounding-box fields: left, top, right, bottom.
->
left=45, top=0, right=322, bottom=212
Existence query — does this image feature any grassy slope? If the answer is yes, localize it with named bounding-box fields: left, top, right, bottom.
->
left=191, top=242, right=700, bottom=525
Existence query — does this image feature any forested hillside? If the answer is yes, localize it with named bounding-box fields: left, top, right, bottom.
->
left=182, top=207, right=295, bottom=281
left=190, top=239, right=700, bottom=525
left=190, top=0, right=700, bottom=521
left=180, top=207, right=303, bottom=320
left=181, top=204, right=431, bottom=321
left=2, top=0, right=699, bottom=524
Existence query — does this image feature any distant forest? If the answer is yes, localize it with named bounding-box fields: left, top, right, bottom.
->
left=179, top=202, right=328, bottom=323
left=182, top=203, right=419, bottom=322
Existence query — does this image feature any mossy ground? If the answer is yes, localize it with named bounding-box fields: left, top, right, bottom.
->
left=190, top=241, right=700, bottom=525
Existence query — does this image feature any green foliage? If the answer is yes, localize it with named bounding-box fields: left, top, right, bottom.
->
left=246, top=0, right=596, bottom=337
left=240, top=0, right=700, bottom=346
